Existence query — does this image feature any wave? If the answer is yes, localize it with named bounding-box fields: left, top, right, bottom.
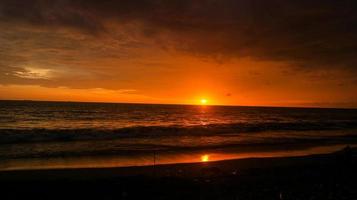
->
left=1, top=121, right=357, bottom=144
left=2, top=134, right=357, bottom=160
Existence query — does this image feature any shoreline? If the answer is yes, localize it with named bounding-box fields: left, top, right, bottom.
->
left=1, top=146, right=355, bottom=180
left=1, top=147, right=356, bottom=199
left=1, top=143, right=355, bottom=172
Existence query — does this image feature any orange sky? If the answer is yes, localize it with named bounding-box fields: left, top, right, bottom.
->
left=1, top=54, right=355, bottom=107
left=1, top=0, right=357, bottom=108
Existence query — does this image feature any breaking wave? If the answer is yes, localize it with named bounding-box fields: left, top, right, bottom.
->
left=1, top=121, right=357, bottom=144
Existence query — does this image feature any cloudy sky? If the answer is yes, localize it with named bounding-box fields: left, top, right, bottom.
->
left=1, top=0, right=357, bottom=107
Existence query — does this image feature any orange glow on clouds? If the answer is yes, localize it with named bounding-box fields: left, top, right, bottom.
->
left=1, top=1, right=357, bottom=108
left=1, top=53, right=357, bottom=108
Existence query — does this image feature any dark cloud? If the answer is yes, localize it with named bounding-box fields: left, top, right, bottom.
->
left=1, top=0, right=357, bottom=70
left=0, top=0, right=103, bottom=33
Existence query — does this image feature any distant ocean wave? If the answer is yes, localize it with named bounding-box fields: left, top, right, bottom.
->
left=1, top=121, right=357, bottom=144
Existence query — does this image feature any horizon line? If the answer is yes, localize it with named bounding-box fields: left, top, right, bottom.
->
left=0, top=99, right=356, bottom=110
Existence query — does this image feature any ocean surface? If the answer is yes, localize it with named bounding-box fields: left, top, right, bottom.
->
left=1, top=100, right=357, bottom=170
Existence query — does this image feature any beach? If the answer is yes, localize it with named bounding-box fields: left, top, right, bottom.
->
left=1, top=101, right=357, bottom=199
left=1, top=147, right=356, bottom=200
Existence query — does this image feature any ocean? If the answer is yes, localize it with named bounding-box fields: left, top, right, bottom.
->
left=1, top=100, right=357, bottom=170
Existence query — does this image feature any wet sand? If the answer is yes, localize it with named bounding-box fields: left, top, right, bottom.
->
left=0, top=147, right=356, bottom=199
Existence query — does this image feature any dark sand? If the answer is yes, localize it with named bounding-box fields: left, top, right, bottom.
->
left=0, top=147, right=356, bottom=200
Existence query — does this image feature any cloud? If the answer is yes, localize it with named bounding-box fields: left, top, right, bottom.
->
left=0, top=20, right=150, bottom=89
left=13, top=67, right=54, bottom=80
left=1, top=0, right=357, bottom=108
left=1, top=0, right=357, bottom=71
left=0, top=0, right=103, bottom=34
left=0, top=84, right=159, bottom=103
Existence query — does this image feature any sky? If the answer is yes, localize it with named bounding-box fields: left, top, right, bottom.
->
left=1, top=0, right=357, bottom=107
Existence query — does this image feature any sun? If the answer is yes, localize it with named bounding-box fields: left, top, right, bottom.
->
left=200, top=99, right=208, bottom=105
left=201, top=154, right=209, bottom=162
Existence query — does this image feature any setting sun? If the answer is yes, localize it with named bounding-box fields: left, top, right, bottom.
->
left=201, top=154, right=209, bottom=162
left=200, top=99, right=208, bottom=105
